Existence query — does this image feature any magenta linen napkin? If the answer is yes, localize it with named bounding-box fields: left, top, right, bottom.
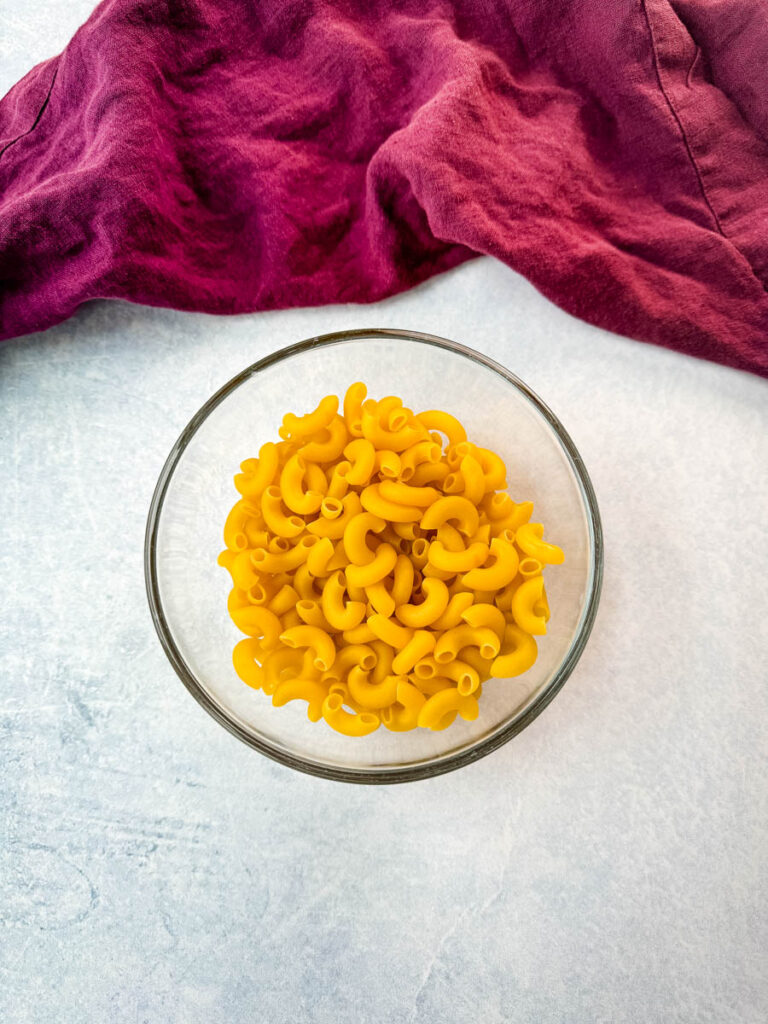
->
left=1, top=0, right=767, bottom=376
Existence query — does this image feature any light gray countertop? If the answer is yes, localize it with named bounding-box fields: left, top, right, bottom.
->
left=2, top=6, right=768, bottom=1023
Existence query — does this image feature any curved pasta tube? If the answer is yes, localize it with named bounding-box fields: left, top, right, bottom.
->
left=361, top=485, right=422, bottom=523
left=267, top=535, right=291, bottom=554
left=251, top=535, right=318, bottom=573
left=361, top=407, right=424, bottom=452
left=228, top=587, right=251, bottom=616
left=436, top=523, right=464, bottom=552
left=347, top=666, right=401, bottom=710
left=428, top=540, right=489, bottom=573
left=365, top=581, right=396, bottom=619
left=326, top=460, right=352, bottom=499
left=392, top=630, right=436, bottom=675
left=231, top=549, right=260, bottom=591
left=307, top=492, right=362, bottom=539
left=296, top=600, right=334, bottom=632
left=320, top=496, right=343, bottom=520
left=234, top=442, right=279, bottom=501
left=440, top=658, right=481, bottom=695
left=460, top=603, right=506, bottom=641
left=343, top=382, right=367, bottom=437
left=414, top=675, right=455, bottom=697
left=261, top=486, right=304, bottom=538
left=293, top=563, right=322, bottom=601
left=268, top=584, right=300, bottom=617
left=378, top=480, right=440, bottom=508
left=518, top=557, right=543, bottom=580
left=370, top=640, right=394, bottom=683
left=418, top=688, right=478, bottom=730
left=343, top=438, right=376, bottom=486
left=272, top=679, right=327, bottom=722
left=422, top=562, right=455, bottom=580
left=244, top=523, right=269, bottom=550
left=471, top=523, right=491, bottom=546
left=395, top=578, right=449, bottom=628
left=376, top=396, right=408, bottom=431
left=262, top=647, right=310, bottom=694
left=367, top=614, right=413, bottom=650
left=374, top=449, right=401, bottom=479
left=391, top=554, right=415, bottom=606
left=381, top=679, right=426, bottom=731
left=434, top=625, right=500, bottom=663
left=413, top=655, right=440, bottom=679
left=304, top=461, right=329, bottom=497
left=245, top=582, right=272, bottom=606
left=409, top=462, right=450, bottom=487
left=223, top=500, right=255, bottom=551
left=473, top=446, right=507, bottom=489
left=306, top=536, right=334, bottom=577
left=462, top=538, right=519, bottom=590
left=482, top=492, right=513, bottom=521
left=232, top=638, right=265, bottom=689
left=392, top=521, right=420, bottom=541
left=459, top=455, right=486, bottom=505
left=322, top=693, right=380, bottom=736
left=321, top=571, right=366, bottom=631
left=400, top=440, right=441, bottom=481
left=343, top=511, right=386, bottom=565
left=410, top=538, right=430, bottom=569
left=342, top=621, right=378, bottom=645
left=458, top=646, right=495, bottom=683
left=441, top=472, right=464, bottom=495
left=430, top=591, right=474, bottom=630
left=491, top=500, right=534, bottom=536
left=279, top=454, right=323, bottom=515
left=298, top=415, right=348, bottom=464
left=514, top=522, right=565, bottom=565
left=230, top=605, right=282, bottom=648
left=321, top=643, right=377, bottom=683
left=217, top=548, right=238, bottom=578
left=345, top=543, right=397, bottom=588
left=415, top=410, right=467, bottom=445
left=420, top=496, right=479, bottom=537
left=280, top=625, right=337, bottom=671
left=491, top=623, right=539, bottom=677
left=511, top=577, right=550, bottom=635
left=281, top=394, right=338, bottom=440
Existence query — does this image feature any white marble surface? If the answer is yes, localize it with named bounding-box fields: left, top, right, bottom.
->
left=2, top=6, right=768, bottom=1023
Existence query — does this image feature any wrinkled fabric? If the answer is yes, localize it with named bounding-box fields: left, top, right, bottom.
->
left=1, top=0, right=767, bottom=377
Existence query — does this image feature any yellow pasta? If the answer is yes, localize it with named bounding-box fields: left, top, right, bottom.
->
left=279, top=454, right=323, bottom=515
left=514, top=522, right=566, bottom=565
left=321, top=571, right=366, bottom=632
left=343, top=438, right=377, bottom=486
left=321, top=693, right=379, bottom=736
left=510, top=577, right=550, bottom=636
left=221, top=382, right=563, bottom=736
left=395, top=578, right=449, bottom=628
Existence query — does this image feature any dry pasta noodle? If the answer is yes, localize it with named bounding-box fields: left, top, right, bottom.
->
left=219, top=384, right=564, bottom=735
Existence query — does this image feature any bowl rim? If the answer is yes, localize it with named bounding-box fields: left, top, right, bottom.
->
left=144, top=328, right=603, bottom=784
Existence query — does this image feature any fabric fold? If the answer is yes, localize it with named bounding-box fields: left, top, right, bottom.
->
left=1, top=0, right=767, bottom=377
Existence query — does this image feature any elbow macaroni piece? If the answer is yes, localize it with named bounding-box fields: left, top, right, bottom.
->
left=222, top=383, right=564, bottom=736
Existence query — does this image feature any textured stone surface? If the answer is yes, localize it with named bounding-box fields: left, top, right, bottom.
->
left=1, top=10, right=767, bottom=1022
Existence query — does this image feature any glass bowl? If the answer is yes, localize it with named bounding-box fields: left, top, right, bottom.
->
left=145, top=329, right=603, bottom=783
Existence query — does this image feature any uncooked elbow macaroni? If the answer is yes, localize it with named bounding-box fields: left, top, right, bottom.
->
left=220, top=383, right=564, bottom=735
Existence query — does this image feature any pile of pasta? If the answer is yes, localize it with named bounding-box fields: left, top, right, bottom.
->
left=218, top=384, right=564, bottom=736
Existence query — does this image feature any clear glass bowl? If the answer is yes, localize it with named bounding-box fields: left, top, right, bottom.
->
left=145, top=329, right=603, bottom=783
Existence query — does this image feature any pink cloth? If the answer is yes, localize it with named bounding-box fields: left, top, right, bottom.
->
left=1, top=0, right=767, bottom=376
